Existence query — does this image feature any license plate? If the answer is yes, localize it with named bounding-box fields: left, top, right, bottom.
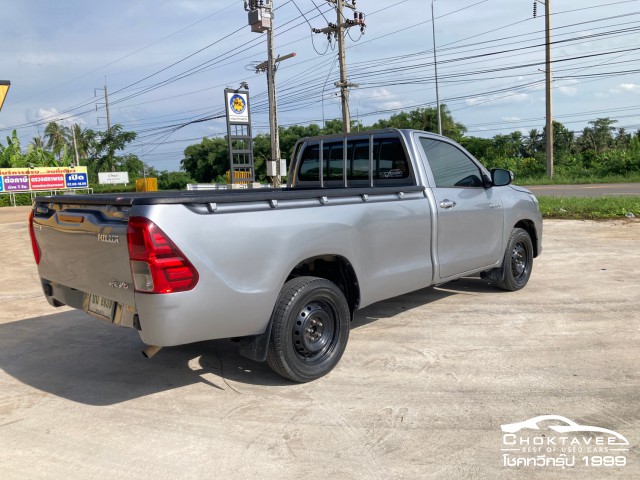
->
left=87, top=293, right=115, bottom=321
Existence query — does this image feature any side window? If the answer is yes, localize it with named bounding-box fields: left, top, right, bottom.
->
left=298, top=144, right=320, bottom=182
left=326, top=141, right=344, bottom=180
left=347, top=139, right=370, bottom=180
left=376, top=137, right=409, bottom=179
left=419, top=138, right=483, bottom=188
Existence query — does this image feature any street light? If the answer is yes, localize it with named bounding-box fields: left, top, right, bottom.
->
left=0, top=81, right=10, bottom=112
left=431, top=1, right=442, bottom=135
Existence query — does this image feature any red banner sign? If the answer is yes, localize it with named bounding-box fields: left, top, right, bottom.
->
left=29, top=174, right=65, bottom=190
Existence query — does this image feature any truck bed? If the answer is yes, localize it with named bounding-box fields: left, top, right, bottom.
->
left=33, top=185, right=426, bottom=207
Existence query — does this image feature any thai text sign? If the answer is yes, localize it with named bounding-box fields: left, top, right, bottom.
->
left=0, top=167, right=88, bottom=192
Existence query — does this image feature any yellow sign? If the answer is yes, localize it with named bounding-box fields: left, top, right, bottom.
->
left=0, top=81, right=10, bottom=111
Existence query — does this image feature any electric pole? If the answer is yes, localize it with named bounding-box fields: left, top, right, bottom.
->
left=535, top=0, right=553, bottom=177
left=104, top=84, right=111, bottom=131
left=247, top=1, right=295, bottom=187
left=71, top=125, right=80, bottom=166
left=431, top=1, right=442, bottom=135
left=95, top=81, right=113, bottom=170
left=313, top=0, right=366, bottom=133
left=266, top=25, right=281, bottom=187
left=544, top=0, right=553, bottom=178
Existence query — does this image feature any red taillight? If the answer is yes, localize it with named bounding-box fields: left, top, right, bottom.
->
left=29, top=210, right=41, bottom=265
left=127, top=217, right=199, bottom=294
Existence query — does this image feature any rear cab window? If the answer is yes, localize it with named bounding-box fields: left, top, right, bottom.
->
left=292, top=133, right=415, bottom=188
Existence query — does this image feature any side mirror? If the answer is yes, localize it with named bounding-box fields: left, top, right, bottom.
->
left=491, top=168, right=514, bottom=187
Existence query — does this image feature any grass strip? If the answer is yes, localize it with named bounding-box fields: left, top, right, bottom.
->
left=538, top=195, right=640, bottom=219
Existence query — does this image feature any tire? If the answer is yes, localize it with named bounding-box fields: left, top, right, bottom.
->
left=496, top=228, right=534, bottom=291
left=266, top=276, right=351, bottom=382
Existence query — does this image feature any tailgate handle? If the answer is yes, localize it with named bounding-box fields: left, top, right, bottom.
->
left=58, top=214, right=85, bottom=224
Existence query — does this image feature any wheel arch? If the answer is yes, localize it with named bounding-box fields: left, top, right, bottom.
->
left=286, top=255, right=361, bottom=317
left=514, top=219, right=540, bottom=258
left=237, top=254, right=360, bottom=364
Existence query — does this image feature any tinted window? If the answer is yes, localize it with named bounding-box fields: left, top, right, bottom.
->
left=298, top=144, right=320, bottom=181
left=376, top=138, right=409, bottom=179
left=347, top=139, right=370, bottom=180
left=326, top=141, right=344, bottom=180
left=297, top=136, right=412, bottom=185
left=419, top=138, right=483, bottom=188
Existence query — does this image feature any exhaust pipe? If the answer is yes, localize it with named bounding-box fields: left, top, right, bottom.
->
left=142, top=345, right=162, bottom=359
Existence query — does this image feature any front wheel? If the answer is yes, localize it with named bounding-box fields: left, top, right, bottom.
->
left=266, top=276, right=351, bottom=382
left=496, top=228, right=534, bottom=291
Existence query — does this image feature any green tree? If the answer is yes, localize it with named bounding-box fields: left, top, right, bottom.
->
left=180, top=137, right=230, bottom=183
left=93, top=124, right=137, bottom=172
left=491, top=131, right=523, bottom=158
left=578, top=117, right=617, bottom=154
left=523, top=129, right=543, bottom=158
left=0, top=130, right=25, bottom=167
left=44, top=122, right=71, bottom=163
left=157, top=170, right=195, bottom=190
left=371, top=105, right=467, bottom=141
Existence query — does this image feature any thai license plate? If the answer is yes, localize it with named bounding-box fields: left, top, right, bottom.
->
left=87, top=293, right=115, bottom=321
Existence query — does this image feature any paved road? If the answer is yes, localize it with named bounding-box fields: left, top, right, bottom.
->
left=527, top=182, right=640, bottom=197
left=0, top=210, right=639, bottom=479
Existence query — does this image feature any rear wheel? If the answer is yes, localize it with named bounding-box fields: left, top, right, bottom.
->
left=496, top=228, right=534, bottom=291
left=266, top=276, right=350, bottom=382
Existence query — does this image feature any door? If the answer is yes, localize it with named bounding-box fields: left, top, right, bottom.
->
left=417, top=136, right=504, bottom=279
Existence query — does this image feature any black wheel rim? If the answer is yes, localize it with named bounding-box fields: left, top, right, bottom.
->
left=511, top=240, right=530, bottom=283
left=292, top=299, right=339, bottom=364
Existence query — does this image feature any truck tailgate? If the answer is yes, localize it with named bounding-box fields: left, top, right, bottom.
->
left=32, top=203, right=136, bottom=319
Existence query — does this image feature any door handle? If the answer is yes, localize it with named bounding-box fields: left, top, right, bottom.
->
left=439, top=199, right=456, bottom=209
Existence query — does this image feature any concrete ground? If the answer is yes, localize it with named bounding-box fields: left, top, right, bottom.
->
left=0, top=206, right=638, bottom=479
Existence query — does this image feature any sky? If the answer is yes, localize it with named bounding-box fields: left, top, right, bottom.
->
left=1, top=0, right=640, bottom=172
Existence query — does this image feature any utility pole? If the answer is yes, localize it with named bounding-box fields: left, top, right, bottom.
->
left=431, top=0, right=442, bottom=135
left=104, top=84, right=111, bottom=131
left=266, top=25, right=281, bottom=187
left=247, top=1, right=295, bottom=187
left=71, top=125, right=80, bottom=166
left=535, top=0, right=553, bottom=177
left=544, top=0, right=553, bottom=178
left=313, top=0, right=366, bottom=133
left=95, top=81, right=113, bottom=170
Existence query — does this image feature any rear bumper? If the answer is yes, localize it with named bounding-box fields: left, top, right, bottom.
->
left=41, top=280, right=138, bottom=330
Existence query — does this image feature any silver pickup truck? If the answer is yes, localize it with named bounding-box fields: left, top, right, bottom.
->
left=30, top=129, right=542, bottom=382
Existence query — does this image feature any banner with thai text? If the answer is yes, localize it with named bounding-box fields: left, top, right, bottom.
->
left=0, top=166, right=89, bottom=192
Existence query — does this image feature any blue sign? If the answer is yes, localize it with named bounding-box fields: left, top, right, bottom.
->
left=229, top=94, right=247, bottom=114
left=65, top=172, right=88, bottom=188
left=0, top=176, right=3, bottom=192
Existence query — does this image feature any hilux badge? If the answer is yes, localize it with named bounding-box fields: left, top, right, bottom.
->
left=98, top=234, right=120, bottom=244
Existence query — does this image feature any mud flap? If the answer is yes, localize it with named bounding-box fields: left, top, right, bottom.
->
left=237, top=319, right=272, bottom=362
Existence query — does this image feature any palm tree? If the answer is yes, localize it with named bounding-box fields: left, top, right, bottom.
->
left=44, top=122, right=70, bottom=162
left=523, top=129, right=542, bottom=157
left=44, top=121, right=71, bottom=163
left=31, top=136, right=45, bottom=149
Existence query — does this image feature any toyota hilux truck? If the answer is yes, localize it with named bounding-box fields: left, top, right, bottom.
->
left=29, top=129, right=542, bottom=382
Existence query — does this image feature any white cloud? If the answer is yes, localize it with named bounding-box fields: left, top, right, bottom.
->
left=502, top=116, right=521, bottom=122
left=26, top=107, right=86, bottom=127
left=19, top=52, right=61, bottom=67
left=557, top=86, right=578, bottom=96
left=619, top=83, right=640, bottom=92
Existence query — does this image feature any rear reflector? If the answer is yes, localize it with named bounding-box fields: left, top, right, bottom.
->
left=127, top=217, right=199, bottom=294
left=28, top=210, right=41, bottom=265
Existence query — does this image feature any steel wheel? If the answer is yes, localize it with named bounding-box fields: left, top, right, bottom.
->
left=497, top=228, right=534, bottom=291
left=267, top=276, right=351, bottom=382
